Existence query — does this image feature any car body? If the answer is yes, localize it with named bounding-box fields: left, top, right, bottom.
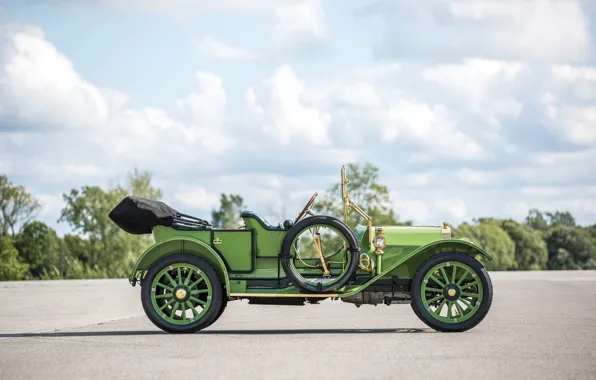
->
left=110, top=166, right=494, bottom=333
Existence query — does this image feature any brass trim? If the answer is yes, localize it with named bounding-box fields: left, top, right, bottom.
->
left=229, top=293, right=338, bottom=298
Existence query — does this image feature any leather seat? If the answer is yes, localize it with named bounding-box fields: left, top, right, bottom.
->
left=240, top=211, right=293, bottom=231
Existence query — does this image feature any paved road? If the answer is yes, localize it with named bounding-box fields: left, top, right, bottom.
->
left=0, top=271, right=595, bottom=380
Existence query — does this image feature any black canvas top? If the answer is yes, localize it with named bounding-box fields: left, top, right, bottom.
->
left=109, top=196, right=211, bottom=235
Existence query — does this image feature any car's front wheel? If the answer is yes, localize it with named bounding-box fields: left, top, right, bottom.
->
left=410, top=252, right=493, bottom=332
left=141, top=254, right=224, bottom=334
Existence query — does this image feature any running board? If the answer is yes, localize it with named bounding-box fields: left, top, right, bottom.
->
left=229, top=293, right=338, bottom=298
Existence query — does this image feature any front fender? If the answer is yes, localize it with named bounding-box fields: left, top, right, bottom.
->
left=340, top=239, right=492, bottom=297
left=129, top=237, right=231, bottom=296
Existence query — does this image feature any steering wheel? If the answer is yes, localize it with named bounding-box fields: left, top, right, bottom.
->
left=295, top=192, right=318, bottom=222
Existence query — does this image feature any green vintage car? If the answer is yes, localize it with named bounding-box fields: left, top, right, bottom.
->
left=109, top=166, right=494, bottom=334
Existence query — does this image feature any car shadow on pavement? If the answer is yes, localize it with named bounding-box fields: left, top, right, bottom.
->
left=0, top=327, right=431, bottom=338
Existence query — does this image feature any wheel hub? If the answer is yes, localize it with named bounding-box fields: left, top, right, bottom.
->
left=173, top=286, right=190, bottom=302
left=443, top=284, right=460, bottom=301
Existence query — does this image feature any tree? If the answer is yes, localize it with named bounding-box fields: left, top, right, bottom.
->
left=525, top=209, right=549, bottom=232
left=15, top=221, right=62, bottom=278
left=211, top=194, right=246, bottom=228
left=0, top=236, right=29, bottom=280
left=314, top=163, right=412, bottom=227
left=545, top=226, right=596, bottom=270
left=499, top=219, right=548, bottom=270
left=59, top=169, right=162, bottom=277
left=0, top=175, right=41, bottom=236
left=545, top=211, right=576, bottom=228
left=453, top=221, right=517, bottom=271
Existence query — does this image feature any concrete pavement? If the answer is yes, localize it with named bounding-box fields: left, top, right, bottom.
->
left=0, top=271, right=595, bottom=380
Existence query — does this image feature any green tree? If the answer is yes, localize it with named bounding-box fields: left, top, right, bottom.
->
left=453, top=221, right=517, bottom=271
left=0, top=236, right=29, bottom=280
left=545, top=226, right=596, bottom=270
left=211, top=194, right=246, bottom=228
left=499, top=219, right=548, bottom=270
left=0, top=175, right=41, bottom=236
left=314, top=163, right=412, bottom=227
left=545, top=211, right=576, bottom=228
left=59, top=169, right=162, bottom=277
left=524, top=209, right=549, bottom=232
left=15, top=221, right=63, bottom=278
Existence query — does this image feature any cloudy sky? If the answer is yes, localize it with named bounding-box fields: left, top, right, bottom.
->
left=1, top=0, right=595, bottom=234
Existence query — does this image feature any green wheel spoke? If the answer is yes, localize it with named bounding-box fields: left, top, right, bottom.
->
left=189, top=277, right=205, bottom=288
left=184, top=270, right=193, bottom=286
left=190, top=296, right=206, bottom=306
left=181, top=303, right=187, bottom=321
left=150, top=262, right=213, bottom=326
left=439, top=267, right=450, bottom=284
left=460, top=281, right=479, bottom=291
left=421, top=261, right=484, bottom=324
left=455, top=301, right=465, bottom=317
left=164, top=272, right=177, bottom=287
left=427, top=295, right=444, bottom=303
left=431, top=299, right=446, bottom=317
left=191, top=289, right=209, bottom=295
left=159, top=299, right=174, bottom=311
left=461, top=292, right=479, bottom=298
left=155, top=282, right=173, bottom=291
left=456, top=271, right=469, bottom=286
left=187, top=302, right=199, bottom=317
left=430, top=275, right=446, bottom=288
left=459, top=297, right=474, bottom=309
left=170, top=302, right=180, bottom=318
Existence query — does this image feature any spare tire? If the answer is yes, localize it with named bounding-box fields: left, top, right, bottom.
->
left=280, top=215, right=361, bottom=293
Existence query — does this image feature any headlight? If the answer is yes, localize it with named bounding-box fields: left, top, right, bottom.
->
left=374, top=236, right=386, bottom=247
left=374, top=227, right=386, bottom=253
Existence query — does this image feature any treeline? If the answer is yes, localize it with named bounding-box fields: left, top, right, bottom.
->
left=1, top=163, right=595, bottom=281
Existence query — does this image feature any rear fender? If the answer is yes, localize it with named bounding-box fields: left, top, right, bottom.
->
left=340, top=239, right=492, bottom=297
left=129, top=237, right=231, bottom=296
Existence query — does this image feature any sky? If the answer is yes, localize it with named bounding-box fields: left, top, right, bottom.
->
left=0, top=0, right=595, bottom=235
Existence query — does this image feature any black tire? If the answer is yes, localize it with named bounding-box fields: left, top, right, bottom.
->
left=280, top=215, right=360, bottom=293
left=204, top=296, right=228, bottom=329
left=410, top=252, right=493, bottom=332
left=141, top=254, right=224, bottom=334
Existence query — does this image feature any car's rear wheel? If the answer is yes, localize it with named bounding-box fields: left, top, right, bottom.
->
left=141, top=254, right=223, bottom=334
left=410, top=252, right=493, bottom=332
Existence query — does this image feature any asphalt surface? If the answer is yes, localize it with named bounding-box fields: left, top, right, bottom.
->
left=0, top=271, right=595, bottom=380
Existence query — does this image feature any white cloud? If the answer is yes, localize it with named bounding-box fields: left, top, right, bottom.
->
left=0, top=24, right=235, bottom=181
left=272, top=0, right=327, bottom=46
left=194, top=35, right=259, bottom=60
left=173, top=186, right=220, bottom=211
left=369, top=0, right=593, bottom=63
left=70, top=0, right=328, bottom=49
left=422, top=58, right=528, bottom=127
left=0, top=25, right=113, bottom=127
left=448, top=0, right=592, bottom=62
left=245, top=65, right=331, bottom=146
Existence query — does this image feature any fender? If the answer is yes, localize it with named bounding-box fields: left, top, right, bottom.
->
left=340, top=239, right=492, bottom=297
left=128, top=236, right=231, bottom=296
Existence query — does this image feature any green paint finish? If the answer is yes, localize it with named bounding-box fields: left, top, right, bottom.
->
left=128, top=203, right=492, bottom=300
left=340, top=239, right=493, bottom=297
left=212, top=230, right=253, bottom=272
left=421, top=261, right=483, bottom=324
left=130, top=233, right=231, bottom=296
left=150, top=263, right=213, bottom=325
left=381, top=226, right=443, bottom=246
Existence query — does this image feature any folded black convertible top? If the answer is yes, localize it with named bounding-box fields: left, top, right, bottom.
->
left=108, top=196, right=211, bottom=235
